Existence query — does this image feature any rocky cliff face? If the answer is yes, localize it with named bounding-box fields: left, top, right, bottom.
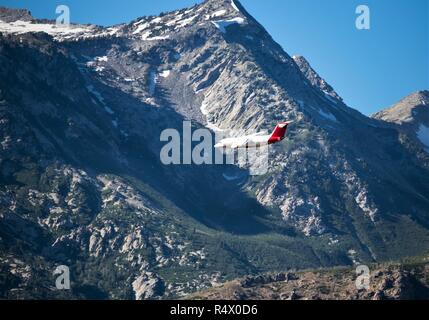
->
left=0, top=0, right=428, bottom=299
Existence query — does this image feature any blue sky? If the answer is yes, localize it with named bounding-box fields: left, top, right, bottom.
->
left=1, top=0, right=427, bottom=115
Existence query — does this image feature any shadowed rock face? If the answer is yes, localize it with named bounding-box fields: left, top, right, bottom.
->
left=0, top=0, right=428, bottom=299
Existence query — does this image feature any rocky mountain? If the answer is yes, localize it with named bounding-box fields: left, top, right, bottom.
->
left=0, top=0, right=428, bottom=299
left=372, top=91, right=429, bottom=153
left=0, top=7, right=32, bottom=23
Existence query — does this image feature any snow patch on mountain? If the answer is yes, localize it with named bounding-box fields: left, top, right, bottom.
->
left=0, top=19, right=117, bottom=41
left=205, top=10, right=227, bottom=20
left=159, top=70, right=171, bottom=78
left=324, top=93, right=338, bottom=105
left=95, top=56, right=108, bottom=62
left=151, top=12, right=199, bottom=31
left=0, top=20, right=88, bottom=36
left=200, top=99, right=209, bottom=116
left=175, top=15, right=199, bottom=29
left=133, top=22, right=150, bottom=34
left=86, top=56, right=109, bottom=73
left=141, top=31, right=169, bottom=41
left=211, top=17, right=245, bottom=33
left=231, top=0, right=240, bottom=12
left=106, top=26, right=119, bottom=36
left=86, top=85, right=114, bottom=114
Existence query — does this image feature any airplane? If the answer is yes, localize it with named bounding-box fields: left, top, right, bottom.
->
left=214, top=121, right=292, bottom=150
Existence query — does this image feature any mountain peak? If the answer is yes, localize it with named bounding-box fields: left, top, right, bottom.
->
left=202, top=0, right=243, bottom=14
left=0, top=7, right=33, bottom=23
left=372, top=90, right=429, bottom=125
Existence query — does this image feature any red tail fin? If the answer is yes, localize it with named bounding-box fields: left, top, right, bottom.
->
left=268, top=122, right=291, bottom=144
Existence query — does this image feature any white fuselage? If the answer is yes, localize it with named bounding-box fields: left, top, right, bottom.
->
left=214, top=133, right=271, bottom=149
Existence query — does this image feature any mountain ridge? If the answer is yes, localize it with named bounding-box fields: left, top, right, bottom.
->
left=372, top=90, right=429, bottom=158
left=372, top=90, right=428, bottom=125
